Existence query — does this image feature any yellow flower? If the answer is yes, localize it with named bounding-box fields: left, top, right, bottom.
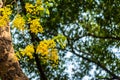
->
left=26, top=52, right=33, bottom=59
left=36, top=0, right=42, bottom=5
left=36, top=39, right=56, bottom=55
left=24, top=44, right=34, bottom=54
left=0, top=16, right=8, bottom=27
left=3, top=6, right=12, bottom=16
left=29, top=19, right=43, bottom=34
left=25, top=2, right=43, bottom=13
left=50, top=49, right=58, bottom=64
left=19, top=44, right=34, bottom=59
left=25, top=2, right=44, bottom=15
left=12, top=14, right=25, bottom=31
left=25, top=3, right=34, bottom=13
left=36, top=40, right=49, bottom=56
left=0, top=6, right=12, bottom=27
left=36, top=39, right=59, bottom=65
left=47, top=39, right=56, bottom=48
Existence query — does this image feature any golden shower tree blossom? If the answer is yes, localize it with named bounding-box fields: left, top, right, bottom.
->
left=0, top=5, right=12, bottom=27
left=36, top=39, right=59, bottom=65
left=12, top=14, right=25, bottom=31
left=29, top=19, right=43, bottom=34
left=19, top=44, right=34, bottom=59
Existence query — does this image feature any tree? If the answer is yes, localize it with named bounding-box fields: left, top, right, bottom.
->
left=0, top=0, right=61, bottom=80
left=1, top=0, right=120, bottom=80
left=39, top=0, right=120, bottom=79
left=0, top=0, right=28, bottom=80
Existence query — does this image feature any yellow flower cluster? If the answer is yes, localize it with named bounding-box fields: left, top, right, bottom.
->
left=36, top=39, right=59, bottom=64
left=25, top=1, right=44, bottom=34
left=0, top=5, right=12, bottom=27
left=25, top=0, right=44, bottom=15
left=12, top=14, right=25, bottom=31
left=19, top=44, right=34, bottom=59
left=49, top=49, right=59, bottom=64
left=16, top=39, right=58, bottom=65
left=36, top=39, right=56, bottom=55
left=25, top=3, right=34, bottom=13
left=29, top=18, right=43, bottom=34
left=36, top=0, right=42, bottom=5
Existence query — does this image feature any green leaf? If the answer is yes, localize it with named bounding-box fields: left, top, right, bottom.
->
left=53, top=34, right=67, bottom=49
left=46, top=8, right=50, bottom=15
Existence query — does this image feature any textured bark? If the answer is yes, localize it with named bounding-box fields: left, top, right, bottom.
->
left=0, top=25, right=29, bottom=80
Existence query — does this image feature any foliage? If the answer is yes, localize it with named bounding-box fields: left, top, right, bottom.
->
left=1, top=0, right=120, bottom=80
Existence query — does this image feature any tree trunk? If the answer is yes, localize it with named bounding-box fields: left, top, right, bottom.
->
left=0, top=24, right=29, bottom=80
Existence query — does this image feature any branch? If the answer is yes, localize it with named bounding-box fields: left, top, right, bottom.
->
left=30, top=33, right=47, bottom=80
left=88, top=33, right=120, bottom=40
left=61, top=26, right=120, bottom=79
left=69, top=33, right=120, bottom=41
left=71, top=49, right=120, bottom=79
left=19, top=1, right=47, bottom=79
left=74, top=34, right=120, bottom=41
left=61, top=26, right=120, bottom=41
left=33, top=53, right=47, bottom=80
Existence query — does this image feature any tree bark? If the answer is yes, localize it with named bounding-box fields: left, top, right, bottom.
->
left=0, top=24, right=29, bottom=80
